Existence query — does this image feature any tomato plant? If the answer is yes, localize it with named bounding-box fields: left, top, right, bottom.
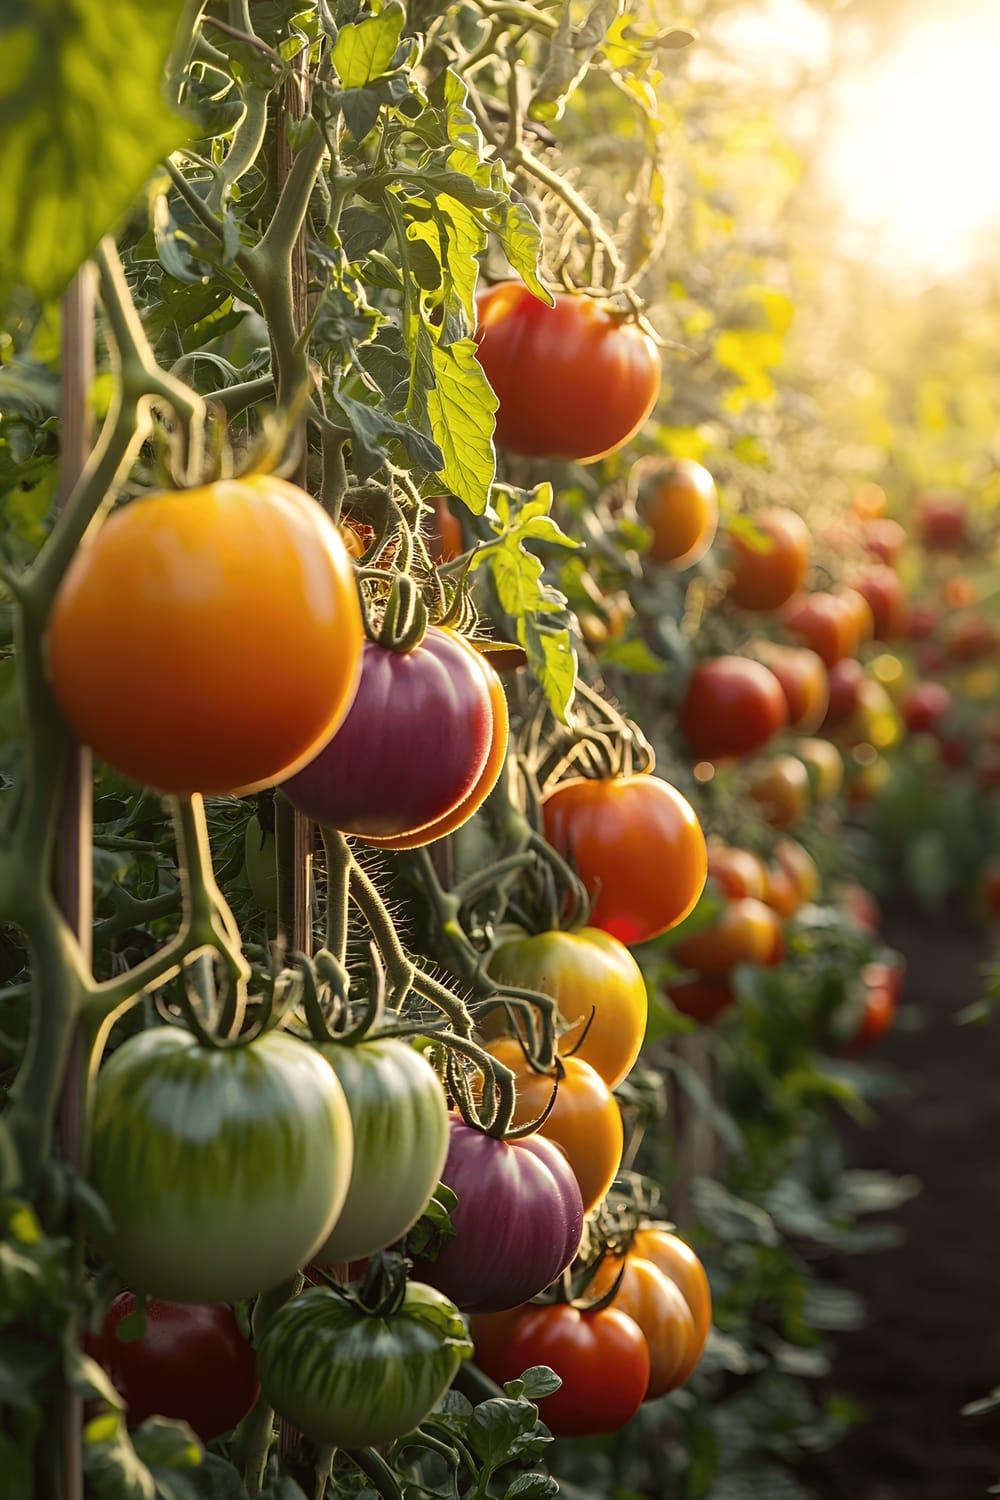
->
left=679, top=657, right=788, bottom=760
left=486, top=926, right=647, bottom=1089
left=471, top=1303, right=650, bottom=1436
left=48, top=478, right=364, bottom=795
left=673, top=896, right=784, bottom=975
left=542, top=774, right=707, bottom=945
left=474, top=283, right=660, bottom=464
left=90, top=1028, right=354, bottom=1303
left=92, top=1295, right=259, bottom=1441
left=666, top=974, right=735, bottom=1024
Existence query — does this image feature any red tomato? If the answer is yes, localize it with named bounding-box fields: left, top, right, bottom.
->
left=781, top=592, right=857, bottom=667
left=727, top=509, right=810, bottom=611
left=707, top=845, right=767, bottom=901
left=944, top=614, right=997, bottom=663
left=586, top=1255, right=697, bottom=1399
left=822, top=657, right=865, bottom=729
left=917, top=492, right=968, bottom=551
left=753, top=643, right=829, bottom=733
left=471, top=1303, right=650, bottom=1436
left=666, top=975, right=735, bottom=1024
left=641, top=459, right=719, bottom=569
left=94, top=1295, right=259, bottom=1441
left=475, top=283, right=660, bottom=464
left=853, top=566, right=908, bottom=642
left=837, top=882, right=882, bottom=934
left=542, top=774, right=707, bottom=945
left=772, top=838, right=820, bottom=906
left=852, top=983, right=896, bottom=1050
left=673, top=897, right=783, bottom=975
left=748, top=754, right=811, bottom=828
left=901, top=682, right=952, bottom=734
left=283, top=627, right=493, bottom=839
left=679, top=657, right=788, bottom=760
left=907, top=604, right=941, bottom=640
left=47, top=477, right=364, bottom=795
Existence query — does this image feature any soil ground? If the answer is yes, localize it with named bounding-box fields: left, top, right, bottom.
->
left=799, top=902, right=1000, bottom=1500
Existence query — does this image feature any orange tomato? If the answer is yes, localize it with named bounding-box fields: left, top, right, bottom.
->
left=753, top=643, right=829, bottom=733
left=542, top=775, right=707, bottom=946
left=673, top=897, right=783, bottom=975
left=48, top=477, right=363, bottom=795
left=629, top=1226, right=713, bottom=1382
left=707, top=845, right=767, bottom=901
left=863, top=517, right=907, bottom=565
left=772, top=837, right=819, bottom=905
left=852, top=566, right=908, bottom=642
left=488, top=1040, right=624, bottom=1214
left=589, top=1255, right=698, bottom=1398
left=851, top=482, right=887, bottom=520
left=795, top=738, right=844, bottom=800
left=782, top=592, right=857, bottom=667
left=641, top=459, right=719, bottom=570
left=727, top=508, right=810, bottom=612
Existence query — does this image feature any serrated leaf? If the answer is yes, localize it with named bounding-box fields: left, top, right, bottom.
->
left=335, top=388, right=443, bottom=482
left=484, top=199, right=551, bottom=305
left=339, top=88, right=383, bottom=144
left=505, top=1474, right=560, bottom=1500
left=0, top=0, right=190, bottom=304
left=331, top=2, right=405, bottom=87
left=518, top=615, right=576, bottom=722
left=427, top=337, right=496, bottom=513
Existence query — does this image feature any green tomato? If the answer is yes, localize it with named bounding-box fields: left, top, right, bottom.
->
left=243, top=816, right=277, bottom=921
left=314, top=1038, right=449, bottom=1264
left=91, top=1028, right=353, bottom=1303
left=257, top=1282, right=471, bottom=1447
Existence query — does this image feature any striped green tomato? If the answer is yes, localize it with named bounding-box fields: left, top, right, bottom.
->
left=314, top=1038, right=449, bottom=1264
left=257, top=1282, right=471, bottom=1446
left=91, top=1028, right=353, bottom=1303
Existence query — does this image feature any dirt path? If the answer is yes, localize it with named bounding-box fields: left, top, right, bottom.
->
left=800, top=904, right=1000, bottom=1499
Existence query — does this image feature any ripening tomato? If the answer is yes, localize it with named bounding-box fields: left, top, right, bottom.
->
left=862, top=517, right=907, bottom=565
left=48, top=477, right=364, bottom=795
left=672, top=897, right=783, bottom=975
left=752, top=643, right=829, bottom=733
left=486, top=927, right=648, bottom=1090
left=707, top=845, right=767, bottom=901
left=475, top=283, right=660, bottom=463
left=283, top=627, right=493, bottom=839
left=907, top=604, right=940, bottom=640
left=832, top=585, right=875, bottom=649
left=338, top=521, right=369, bottom=558
left=901, top=682, right=952, bottom=734
left=852, top=482, right=887, bottom=520
left=94, top=1295, right=259, bottom=1441
left=679, top=657, right=788, bottom=761
left=727, top=508, right=810, bottom=611
left=782, top=592, right=857, bottom=667
left=944, top=613, right=997, bottom=663
left=795, top=738, right=844, bottom=800
left=853, top=566, right=908, bottom=642
left=471, top=1303, right=650, bottom=1437
left=822, top=657, right=865, bottom=728
left=666, top=975, right=734, bottom=1024
left=542, top=774, right=707, bottom=945
left=748, top=754, right=811, bottom=828
left=917, top=491, right=968, bottom=551
left=426, top=496, right=463, bottom=564
left=629, top=1227, right=712, bottom=1381
left=640, top=459, right=719, bottom=569
left=488, top=1040, right=624, bottom=1215
left=361, top=644, right=509, bottom=849
left=588, top=1255, right=697, bottom=1399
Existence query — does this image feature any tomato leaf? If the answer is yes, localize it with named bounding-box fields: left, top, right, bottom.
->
left=509, top=1366, right=562, bottom=1399
left=330, top=3, right=406, bottom=88
left=504, top=1473, right=561, bottom=1500
left=427, top=337, right=497, bottom=515
left=0, top=0, right=191, bottom=305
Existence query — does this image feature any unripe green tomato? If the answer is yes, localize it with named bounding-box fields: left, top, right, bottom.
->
left=243, top=816, right=278, bottom=921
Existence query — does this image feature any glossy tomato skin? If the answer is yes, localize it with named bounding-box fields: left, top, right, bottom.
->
left=542, top=775, right=707, bottom=945
left=91, top=1029, right=354, bottom=1303
left=488, top=1040, right=624, bottom=1215
left=48, top=477, right=363, bottom=796
left=486, top=926, right=647, bottom=1089
left=641, top=459, right=719, bottom=569
left=753, top=644, right=829, bottom=733
left=629, top=1228, right=712, bottom=1384
left=361, top=645, right=508, bottom=850
left=782, top=592, right=856, bottom=667
left=475, top=283, right=660, bottom=464
left=411, top=1117, right=583, bottom=1313
left=772, top=838, right=819, bottom=906
left=673, top=897, right=783, bottom=975
left=313, top=1039, right=449, bottom=1264
left=471, top=1303, right=650, bottom=1436
left=283, top=627, right=492, bottom=839
left=258, top=1282, right=470, bottom=1448
left=727, top=509, right=809, bottom=611
left=679, top=657, right=788, bottom=761
left=96, top=1295, right=259, bottom=1441
left=588, top=1254, right=697, bottom=1398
